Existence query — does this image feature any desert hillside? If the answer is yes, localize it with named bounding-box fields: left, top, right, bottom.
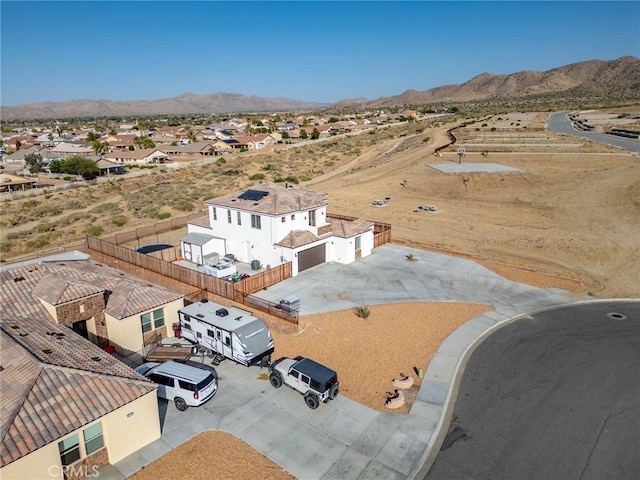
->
left=1, top=109, right=639, bottom=298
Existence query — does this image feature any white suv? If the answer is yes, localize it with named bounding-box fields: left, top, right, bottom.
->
left=136, top=361, right=217, bottom=411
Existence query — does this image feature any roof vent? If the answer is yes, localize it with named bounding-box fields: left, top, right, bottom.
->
left=10, top=325, right=19, bottom=329
left=19, top=333, right=29, bottom=337
left=216, top=308, right=229, bottom=317
left=42, top=349, right=52, bottom=354
left=234, top=316, right=242, bottom=321
left=14, top=276, right=25, bottom=282
left=91, top=356, right=101, bottom=362
left=201, top=299, right=209, bottom=303
left=196, top=313, right=204, bottom=318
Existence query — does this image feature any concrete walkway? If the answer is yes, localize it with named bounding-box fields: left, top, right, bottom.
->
left=100, top=244, right=591, bottom=480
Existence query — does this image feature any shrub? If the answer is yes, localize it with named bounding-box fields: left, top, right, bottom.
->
left=0, top=241, right=14, bottom=253
left=354, top=305, right=371, bottom=319
left=35, top=222, right=52, bottom=233
left=111, top=215, right=127, bottom=227
left=151, top=211, right=171, bottom=220
left=324, top=161, right=335, bottom=167
left=215, top=158, right=226, bottom=166
left=423, top=137, right=430, bottom=143
left=249, top=173, right=266, bottom=181
left=85, top=225, right=104, bottom=236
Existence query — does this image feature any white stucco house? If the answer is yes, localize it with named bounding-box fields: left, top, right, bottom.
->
left=183, top=182, right=375, bottom=276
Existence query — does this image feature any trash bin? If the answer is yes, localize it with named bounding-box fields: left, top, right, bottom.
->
left=251, top=260, right=261, bottom=270
left=172, top=322, right=182, bottom=339
left=103, top=345, right=116, bottom=355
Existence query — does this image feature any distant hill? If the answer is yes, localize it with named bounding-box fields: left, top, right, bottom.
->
left=0, top=92, right=329, bottom=120
left=362, top=56, right=640, bottom=108
left=2, top=56, right=638, bottom=120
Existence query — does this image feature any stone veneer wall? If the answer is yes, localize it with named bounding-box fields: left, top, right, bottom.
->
left=54, top=294, right=109, bottom=347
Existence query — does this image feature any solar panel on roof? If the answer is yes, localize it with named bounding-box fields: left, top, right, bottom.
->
left=238, top=189, right=269, bottom=201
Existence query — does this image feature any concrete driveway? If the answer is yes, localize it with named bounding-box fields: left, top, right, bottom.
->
left=101, top=244, right=596, bottom=480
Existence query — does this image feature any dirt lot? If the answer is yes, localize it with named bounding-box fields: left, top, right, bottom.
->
left=3, top=108, right=638, bottom=478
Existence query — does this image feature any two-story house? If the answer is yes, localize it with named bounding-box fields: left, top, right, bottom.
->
left=183, top=182, right=374, bottom=276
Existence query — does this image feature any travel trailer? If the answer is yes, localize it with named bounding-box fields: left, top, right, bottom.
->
left=178, top=300, right=274, bottom=367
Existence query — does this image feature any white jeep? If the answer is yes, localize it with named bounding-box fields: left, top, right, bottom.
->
left=269, top=356, right=340, bottom=409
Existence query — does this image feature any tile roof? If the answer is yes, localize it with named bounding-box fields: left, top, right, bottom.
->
left=330, top=218, right=375, bottom=238
left=276, top=230, right=321, bottom=249
left=0, top=320, right=155, bottom=467
left=0, top=259, right=183, bottom=321
left=206, top=182, right=328, bottom=216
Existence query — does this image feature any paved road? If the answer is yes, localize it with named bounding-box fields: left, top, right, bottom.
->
left=425, top=300, right=640, bottom=480
left=547, top=112, right=640, bottom=153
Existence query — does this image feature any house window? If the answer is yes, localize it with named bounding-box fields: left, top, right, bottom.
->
left=251, top=214, right=261, bottom=230
left=355, top=236, right=361, bottom=250
left=58, top=434, right=81, bottom=467
left=83, top=422, right=104, bottom=455
left=212, top=207, right=217, bottom=221
left=309, top=209, right=316, bottom=227
left=237, top=211, right=242, bottom=225
left=152, top=309, right=165, bottom=329
left=141, top=309, right=164, bottom=333
left=291, top=215, right=295, bottom=220
left=141, top=313, right=152, bottom=334
left=227, top=210, right=232, bottom=224
left=281, top=217, right=286, bottom=223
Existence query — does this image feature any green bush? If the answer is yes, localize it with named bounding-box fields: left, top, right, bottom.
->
left=354, top=305, right=371, bottom=319
left=151, top=212, right=171, bottom=220
left=85, top=225, right=104, bottom=236
left=249, top=173, right=266, bottom=181
left=111, top=215, right=127, bottom=227
left=323, top=161, right=335, bottom=167
left=35, top=222, right=52, bottom=233
left=423, top=137, right=430, bottom=143
left=0, top=241, right=14, bottom=253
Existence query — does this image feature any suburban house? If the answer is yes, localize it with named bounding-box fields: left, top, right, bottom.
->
left=0, top=316, right=160, bottom=480
left=49, top=142, right=94, bottom=158
left=0, top=252, right=184, bottom=355
left=103, top=148, right=170, bottom=165
left=0, top=173, right=38, bottom=192
left=183, top=182, right=375, bottom=276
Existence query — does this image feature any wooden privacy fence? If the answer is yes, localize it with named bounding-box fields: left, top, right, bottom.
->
left=100, top=212, right=206, bottom=245
left=86, top=236, right=293, bottom=307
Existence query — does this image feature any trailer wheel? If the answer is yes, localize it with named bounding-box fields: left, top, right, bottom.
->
left=304, top=393, right=319, bottom=410
left=329, top=384, right=340, bottom=400
left=206, top=348, right=214, bottom=358
left=269, top=372, right=283, bottom=388
left=174, top=397, right=188, bottom=411
left=191, top=346, right=199, bottom=355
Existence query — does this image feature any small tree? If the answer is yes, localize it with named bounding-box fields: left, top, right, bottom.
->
left=24, top=153, right=44, bottom=173
left=311, top=128, right=320, bottom=140
left=300, top=129, right=308, bottom=140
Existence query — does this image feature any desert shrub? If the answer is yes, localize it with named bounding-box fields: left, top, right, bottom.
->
left=249, top=173, right=266, bottom=181
left=491, top=127, right=497, bottom=132
left=111, top=215, right=127, bottom=227
left=263, top=163, right=276, bottom=171
left=482, top=123, right=488, bottom=127
left=151, top=212, right=171, bottom=220
left=354, top=305, right=370, bottom=319
left=423, top=137, right=430, bottom=143
left=8, top=215, right=31, bottom=226
left=21, top=199, right=41, bottom=210
left=172, top=200, right=195, bottom=211
left=35, top=222, right=52, bottom=233
left=57, top=212, right=89, bottom=226
left=85, top=225, right=104, bottom=236
left=0, top=241, right=14, bottom=253
left=92, top=203, right=120, bottom=213
left=222, top=169, right=241, bottom=176
left=324, top=161, right=335, bottom=167
left=273, top=176, right=299, bottom=184
left=215, top=158, right=226, bottom=166
left=26, top=236, right=50, bottom=249
left=299, top=175, right=311, bottom=182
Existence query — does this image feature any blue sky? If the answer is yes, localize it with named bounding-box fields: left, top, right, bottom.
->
left=1, top=1, right=638, bottom=106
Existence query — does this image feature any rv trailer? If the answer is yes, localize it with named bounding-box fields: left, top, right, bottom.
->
left=179, top=300, right=274, bottom=367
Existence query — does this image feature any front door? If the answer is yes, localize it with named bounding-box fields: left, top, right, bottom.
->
left=72, top=320, right=88, bottom=339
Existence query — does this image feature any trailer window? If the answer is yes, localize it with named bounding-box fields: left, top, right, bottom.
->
left=182, top=322, right=191, bottom=331
left=217, top=331, right=221, bottom=340
left=225, top=335, right=231, bottom=346
left=207, top=329, right=214, bottom=337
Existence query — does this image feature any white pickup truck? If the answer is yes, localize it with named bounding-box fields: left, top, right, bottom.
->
left=269, top=356, right=340, bottom=409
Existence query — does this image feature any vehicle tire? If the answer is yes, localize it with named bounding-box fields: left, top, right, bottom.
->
left=174, top=397, right=188, bottom=411
left=191, top=345, right=199, bottom=355
left=305, top=394, right=319, bottom=410
left=269, top=372, right=282, bottom=388
left=206, top=348, right=214, bottom=358
left=329, top=384, right=340, bottom=400
left=260, top=355, right=271, bottom=368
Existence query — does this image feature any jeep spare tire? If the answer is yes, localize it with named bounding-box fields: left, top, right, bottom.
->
left=329, top=384, right=340, bottom=400
left=304, top=393, right=319, bottom=410
left=269, top=372, right=283, bottom=388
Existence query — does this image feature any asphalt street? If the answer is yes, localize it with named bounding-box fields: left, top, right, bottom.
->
left=425, top=301, right=640, bottom=480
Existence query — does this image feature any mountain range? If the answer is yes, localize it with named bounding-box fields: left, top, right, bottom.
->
left=2, top=56, right=638, bottom=120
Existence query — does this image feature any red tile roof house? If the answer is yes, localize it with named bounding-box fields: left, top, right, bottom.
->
left=0, top=253, right=178, bottom=479
left=184, top=182, right=375, bottom=276
left=103, top=148, right=170, bottom=165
